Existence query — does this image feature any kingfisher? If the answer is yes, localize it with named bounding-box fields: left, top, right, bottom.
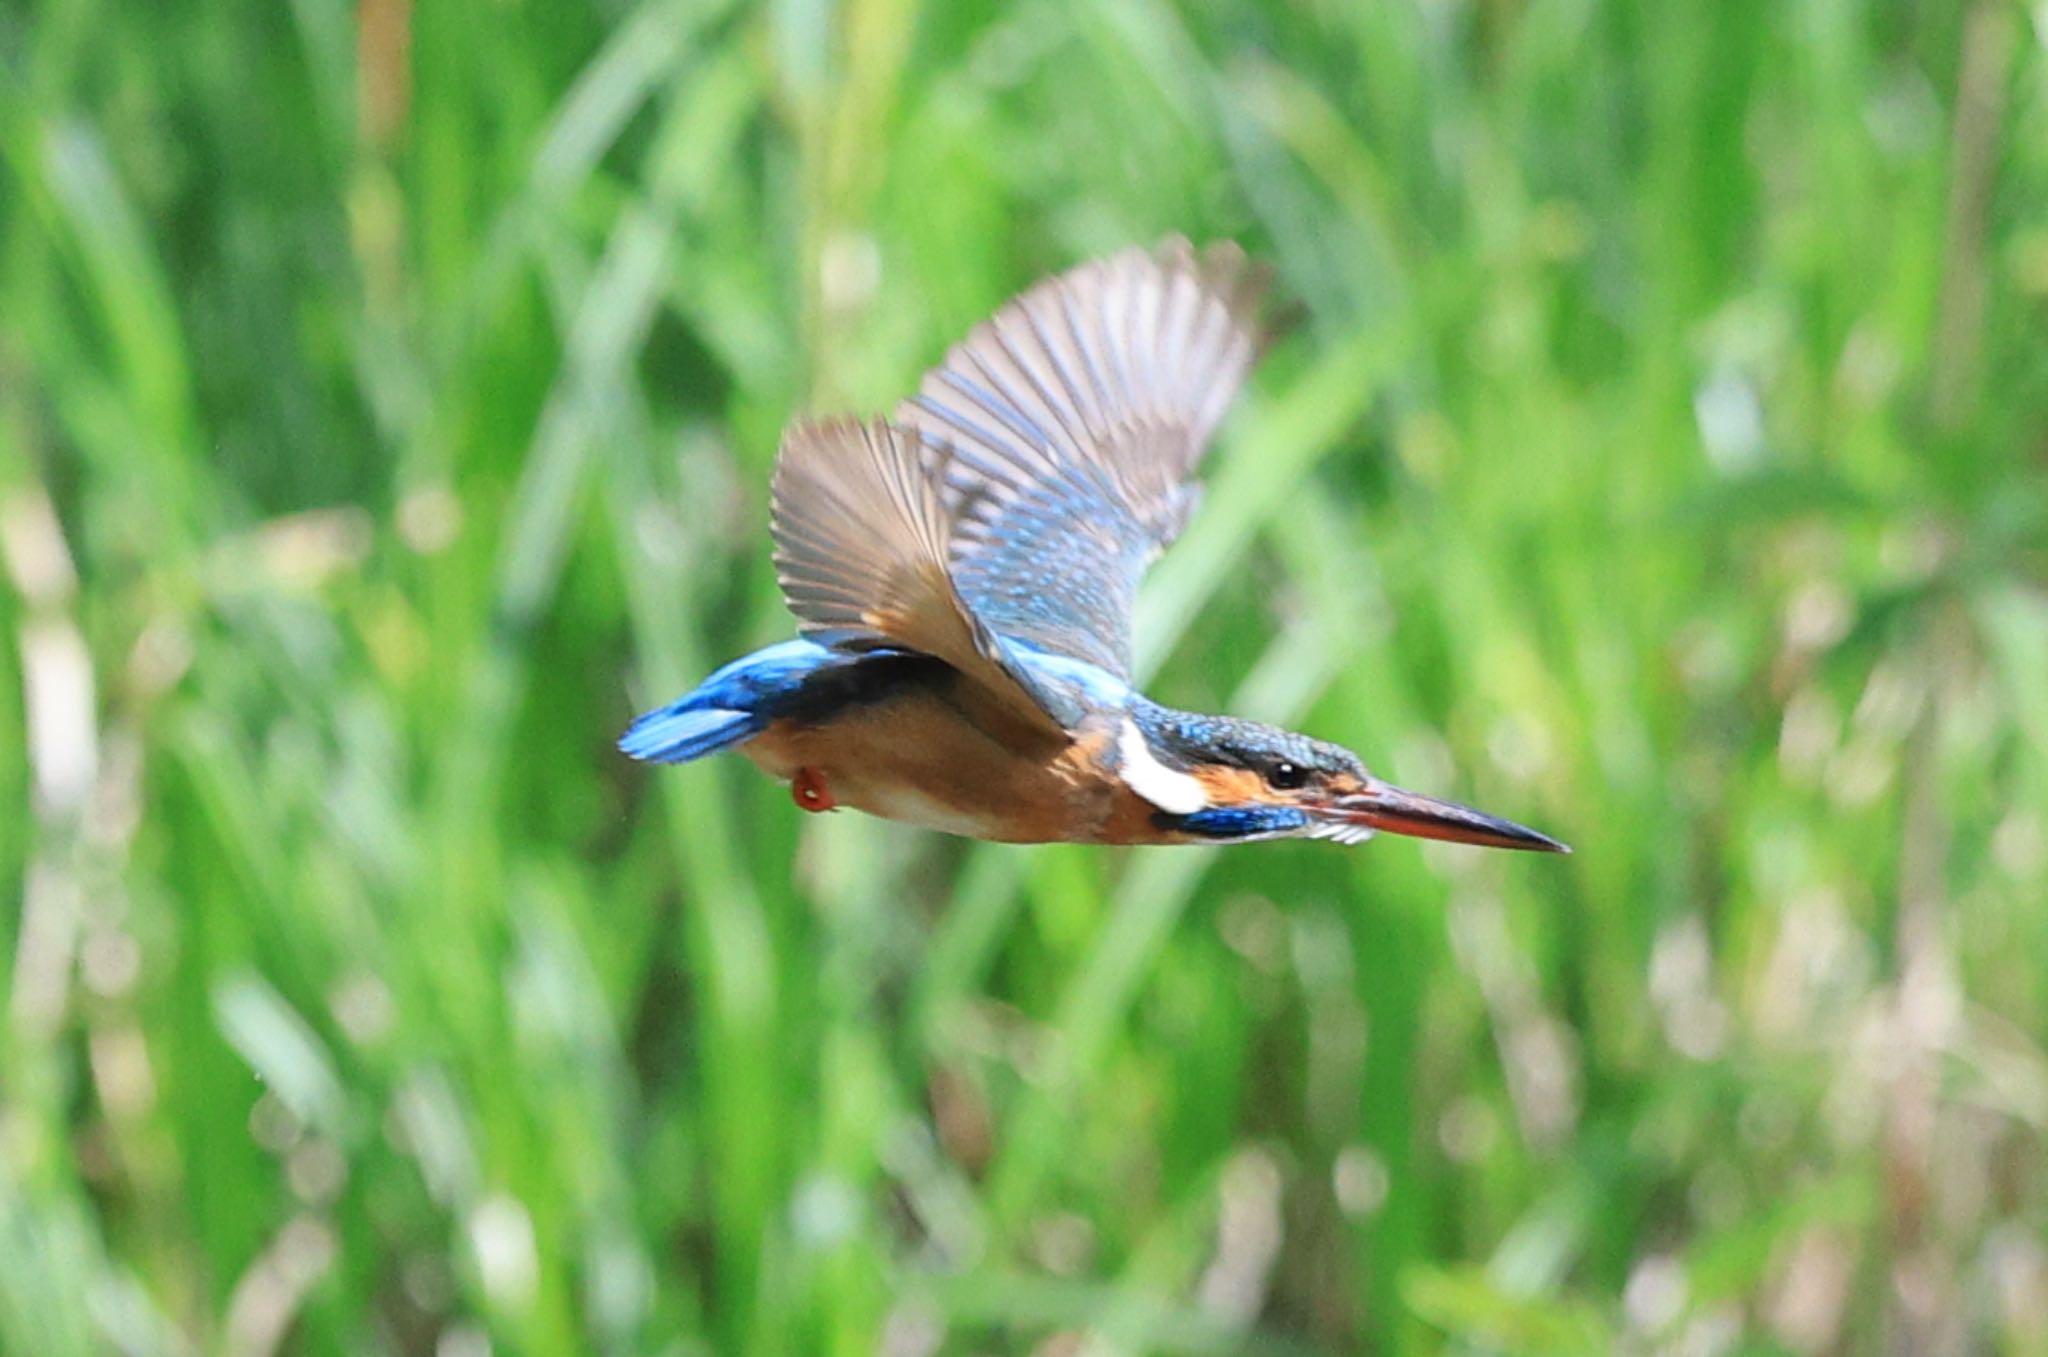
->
left=621, top=239, right=1567, bottom=853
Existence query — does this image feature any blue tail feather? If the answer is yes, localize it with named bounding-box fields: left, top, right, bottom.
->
left=618, top=704, right=761, bottom=764
left=619, top=638, right=862, bottom=766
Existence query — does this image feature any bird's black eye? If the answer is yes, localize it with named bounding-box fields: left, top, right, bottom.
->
left=1267, top=761, right=1307, bottom=791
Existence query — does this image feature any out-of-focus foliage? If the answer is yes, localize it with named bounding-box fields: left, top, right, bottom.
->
left=3, top=0, right=2047, bottom=1353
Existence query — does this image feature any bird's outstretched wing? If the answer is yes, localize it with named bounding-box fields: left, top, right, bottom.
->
left=894, top=237, right=1268, bottom=680
left=769, top=417, right=1066, bottom=737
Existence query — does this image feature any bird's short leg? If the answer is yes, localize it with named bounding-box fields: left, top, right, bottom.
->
left=791, top=765, right=837, bottom=812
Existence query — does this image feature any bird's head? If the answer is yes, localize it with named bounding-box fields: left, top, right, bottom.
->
left=1121, top=707, right=1568, bottom=852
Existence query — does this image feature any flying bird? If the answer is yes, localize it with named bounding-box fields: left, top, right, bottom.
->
left=621, top=239, right=1567, bottom=852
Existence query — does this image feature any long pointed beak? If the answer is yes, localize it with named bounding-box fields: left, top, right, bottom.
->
left=1316, top=782, right=1570, bottom=853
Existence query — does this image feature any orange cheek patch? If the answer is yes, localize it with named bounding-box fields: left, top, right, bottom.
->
left=1194, top=765, right=1272, bottom=806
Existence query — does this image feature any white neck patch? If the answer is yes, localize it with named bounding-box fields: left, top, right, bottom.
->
left=1117, top=719, right=1209, bottom=815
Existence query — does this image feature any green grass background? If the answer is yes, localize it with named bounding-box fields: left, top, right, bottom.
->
left=4, top=0, right=2048, bottom=1352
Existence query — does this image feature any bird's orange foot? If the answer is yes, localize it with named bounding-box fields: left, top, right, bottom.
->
left=791, top=766, right=837, bottom=813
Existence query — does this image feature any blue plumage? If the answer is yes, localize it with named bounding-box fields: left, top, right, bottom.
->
left=998, top=640, right=1131, bottom=708
left=619, top=639, right=848, bottom=765
left=946, top=462, right=1153, bottom=679
left=618, top=705, right=759, bottom=764
left=1172, top=805, right=1313, bottom=839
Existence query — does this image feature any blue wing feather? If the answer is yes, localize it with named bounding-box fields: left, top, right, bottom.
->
left=948, top=464, right=1154, bottom=676
left=769, top=419, right=1069, bottom=738
left=895, top=239, right=1267, bottom=681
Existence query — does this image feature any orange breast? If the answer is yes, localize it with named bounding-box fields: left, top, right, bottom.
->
left=742, top=694, right=1141, bottom=844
